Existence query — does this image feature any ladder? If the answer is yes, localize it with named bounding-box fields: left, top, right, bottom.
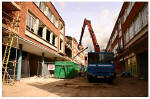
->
left=2, top=33, right=14, bottom=84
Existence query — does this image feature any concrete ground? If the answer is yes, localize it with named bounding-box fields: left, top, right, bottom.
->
left=2, top=76, right=148, bottom=97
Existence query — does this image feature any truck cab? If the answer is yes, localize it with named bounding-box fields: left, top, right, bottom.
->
left=87, top=52, right=116, bottom=82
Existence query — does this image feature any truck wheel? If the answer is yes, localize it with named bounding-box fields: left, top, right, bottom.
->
left=113, top=72, right=116, bottom=79
left=87, top=74, right=93, bottom=82
left=107, top=78, right=113, bottom=84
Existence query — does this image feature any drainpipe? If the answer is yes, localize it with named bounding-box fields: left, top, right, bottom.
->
left=17, top=44, right=22, bottom=80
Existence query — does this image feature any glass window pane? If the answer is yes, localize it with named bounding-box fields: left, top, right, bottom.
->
left=29, top=14, right=31, bottom=27
left=88, top=53, right=114, bottom=64
left=48, top=8, right=52, bottom=20
left=32, top=17, right=35, bottom=29
left=51, top=14, right=54, bottom=23
left=30, top=17, right=32, bottom=28
left=127, top=3, right=131, bottom=15
left=56, top=18, right=58, bottom=28
left=26, top=12, right=36, bottom=32
left=127, top=30, right=129, bottom=42
left=40, top=2, right=45, bottom=12
left=34, top=2, right=39, bottom=7
left=131, top=2, right=135, bottom=8
left=129, top=23, right=134, bottom=40
left=27, top=14, right=30, bottom=26
left=141, top=5, right=148, bottom=27
left=134, top=15, right=140, bottom=34
left=124, top=10, right=127, bottom=22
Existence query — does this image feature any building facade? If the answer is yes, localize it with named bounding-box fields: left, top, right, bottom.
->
left=2, top=2, right=67, bottom=80
left=106, top=2, right=148, bottom=80
left=65, top=36, right=73, bottom=58
left=72, top=38, right=85, bottom=65
left=65, top=36, right=86, bottom=66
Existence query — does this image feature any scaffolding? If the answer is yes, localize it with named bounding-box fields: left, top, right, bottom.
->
left=2, top=9, right=20, bottom=85
left=2, top=32, right=19, bottom=85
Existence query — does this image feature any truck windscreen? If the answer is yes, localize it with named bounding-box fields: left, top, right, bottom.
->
left=88, top=53, right=114, bottom=64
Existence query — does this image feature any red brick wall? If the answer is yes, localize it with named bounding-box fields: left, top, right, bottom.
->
left=17, top=2, right=65, bottom=54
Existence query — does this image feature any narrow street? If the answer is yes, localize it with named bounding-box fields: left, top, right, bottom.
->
left=3, top=77, right=148, bottom=97
left=2, top=1, right=148, bottom=98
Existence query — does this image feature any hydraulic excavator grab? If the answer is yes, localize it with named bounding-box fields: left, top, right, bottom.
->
left=79, top=18, right=100, bottom=52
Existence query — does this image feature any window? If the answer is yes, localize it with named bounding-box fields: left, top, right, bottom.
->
left=112, top=31, right=117, bottom=43
left=51, top=14, right=54, bottom=23
left=52, top=34, right=57, bottom=47
left=55, top=36, right=58, bottom=47
left=123, top=9, right=127, bottom=23
left=52, top=34, right=55, bottom=45
left=129, top=23, right=134, bottom=40
left=60, top=39, right=63, bottom=50
left=124, top=29, right=129, bottom=44
left=112, top=36, right=114, bottom=43
left=119, top=31, right=122, bottom=38
left=126, top=30, right=129, bottom=43
left=113, top=43, right=118, bottom=54
left=131, top=2, right=135, bottom=8
left=53, top=16, right=56, bottom=26
left=26, top=12, right=36, bottom=32
left=134, top=14, right=140, bottom=34
left=60, top=22, right=64, bottom=34
left=118, top=20, right=121, bottom=30
left=112, top=35, right=115, bottom=43
left=120, top=38, right=123, bottom=48
left=34, top=2, right=40, bottom=7
left=38, top=27, right=43, bottom=37
left=46, top=29, right=50, bottom=42
left=141, top=5, right=148, bottom=27
left=126, top=3, right=132, bottom=16
left=39, top=2, right=46, bottom=13
left=55, top=18, right=58, bottom=28
left=88, top=53, right=114, bottom=64
left=47, top=8, right=52, bottom=20
left=121, top=16, right=124, bottom=24
left=26, top=13, right=30, bottom=28
left=110, top=39, right=112, bottom=45
left=60, top=23, right=63, bottom=30
left=53, top=16, right=58, bottom=28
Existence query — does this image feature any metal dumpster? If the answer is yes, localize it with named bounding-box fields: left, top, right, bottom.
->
left=54, top=61, right=79, bottom=79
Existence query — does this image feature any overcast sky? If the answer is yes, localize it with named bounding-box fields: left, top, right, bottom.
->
left=53, top=2, right=123, bottom=52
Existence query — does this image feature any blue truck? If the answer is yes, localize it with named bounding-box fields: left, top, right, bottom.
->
left=87, top=52, right=116, bottom=82
left=78, top=19, right=116, bottom=82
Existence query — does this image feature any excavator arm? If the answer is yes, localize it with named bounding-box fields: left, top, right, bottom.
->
left=79, top=18, right=100, bottom=52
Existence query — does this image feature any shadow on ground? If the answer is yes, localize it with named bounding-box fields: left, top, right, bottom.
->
left=27, top=77, right=148, bottom=97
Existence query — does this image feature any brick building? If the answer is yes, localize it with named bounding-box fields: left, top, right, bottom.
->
left=106, top=2, right=148, bottom=80
left=65, top=36, right=86, bottom=66
left=72, top=38, right=86, bottom=65
left=2, top=2, right=68, bottom=80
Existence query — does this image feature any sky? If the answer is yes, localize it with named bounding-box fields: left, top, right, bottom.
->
left=53, top=2, right=123, bottom=52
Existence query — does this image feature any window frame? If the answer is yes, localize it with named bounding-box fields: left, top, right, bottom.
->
left=129, top=22, right=134, bottom=40
left=134, top=14, right=141, bottom=35
left=34, top=2, right=40, bottom=7
left=141, top=5, right=148, bottom=27
left=37, top=27, right=43, bottom=37
left=47, top=8, right=52, bottom=20
left=52, top=34, right=57, bottom=47
left=60, top=39, right=63, bottom=50
left=26, top=12, right=36, bottom=33
left=46, top=29, right=51, bottom=42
